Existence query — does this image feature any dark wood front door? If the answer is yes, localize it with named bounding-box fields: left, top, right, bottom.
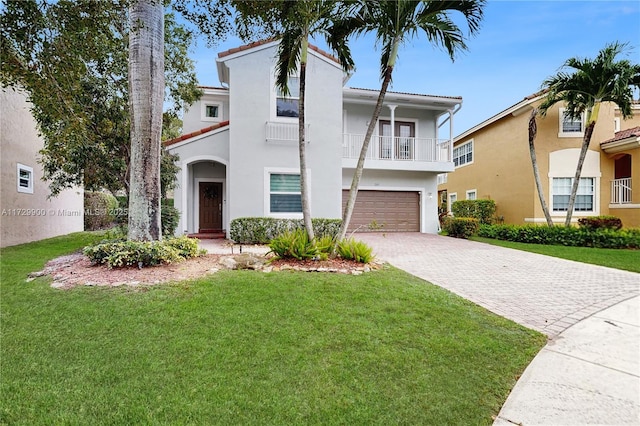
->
left=199, top=182, right=222, bottom=232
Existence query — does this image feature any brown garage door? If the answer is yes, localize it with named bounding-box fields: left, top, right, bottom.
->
left=342, top=190, right=420, bottom=232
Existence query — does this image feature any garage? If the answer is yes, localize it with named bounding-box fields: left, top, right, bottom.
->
left=342, top=190, right=420, bottom=232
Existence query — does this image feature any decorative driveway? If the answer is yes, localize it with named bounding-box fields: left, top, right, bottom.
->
left=355, top=233, right=640, bottom=336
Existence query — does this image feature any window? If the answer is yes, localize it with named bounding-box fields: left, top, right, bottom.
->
left=453, top=140, right=473, bottom=167
left=559, top=108, right=584, bottom=137
left=614, top=117, right=621, bottom=132
left=437, top=173, right=447, bottom=185
left=202, top=102, right=223, bottom=122
left=270, top=173, right=301, bottom=213
left=466, top=190, right=477, bottom=200
left=552, top=177, right=594, bottom=212
left=17, top=163, right=34, bottom=194
left=276, top=76, right=299, bottom=118
left=206, top=105, right=218, bottom=118
left=448, top=193, right=457, bottom=213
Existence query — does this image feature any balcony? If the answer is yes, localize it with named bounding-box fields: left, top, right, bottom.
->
left=342, top=134, right=454, bottom=172
left=611, top=178, right=632, bottom=204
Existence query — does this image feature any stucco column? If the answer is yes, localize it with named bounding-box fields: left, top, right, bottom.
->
left=388, top=104, right=397, bottom=160
left=448, top=109, right=454, bottom=162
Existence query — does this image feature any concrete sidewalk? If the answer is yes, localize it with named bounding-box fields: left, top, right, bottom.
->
left=353, top=233, right=640, bottom=425
left=494, top=296, right=639, bottom=425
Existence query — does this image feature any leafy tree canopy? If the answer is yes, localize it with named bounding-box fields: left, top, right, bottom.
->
left=0, top=0, right=201, bottom=197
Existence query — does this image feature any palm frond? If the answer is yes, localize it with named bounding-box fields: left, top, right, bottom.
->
left=274, top=28, right=303, bottom=97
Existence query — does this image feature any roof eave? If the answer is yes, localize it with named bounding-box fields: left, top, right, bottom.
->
left=600, top=136, right=640, bottom=154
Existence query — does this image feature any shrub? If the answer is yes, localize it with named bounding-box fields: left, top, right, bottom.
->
left=161, top=204, right=180, bottom=237
left=84, top=191, right=119, bottom=231
left=451, top=199, right=496, bottom=225
left=336, top=238, right=374, bottom=263
left=83, top=236, right=204, bottom=268
left=443, top=217, right=479, bottom=239
left=578, top=216, right=623, bottom=231
left=230, top=217, right=342, bottom=244
left=268, top=229, right=319, bottom=260
left=478, top=224, right=640, bottom=249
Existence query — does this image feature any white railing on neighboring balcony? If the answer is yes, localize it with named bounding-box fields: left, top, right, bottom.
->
left=611, top=177, right=632, bottom=204
left=342, top=134, right=451, bottom=162
left=265, top=121, right=310, bottom=143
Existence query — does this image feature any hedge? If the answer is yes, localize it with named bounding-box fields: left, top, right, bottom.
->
left=230, top=217, right=342, bottom=244
left=478, top=224, right=640, bottom=249
left=451, top=199, right=496, bottom=225
left=442, top=217, right=479, bottom=239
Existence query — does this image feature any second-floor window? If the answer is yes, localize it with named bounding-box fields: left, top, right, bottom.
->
left=276, top=76, right=300, bottom=118
left=559, top=108, right=584, bottom=137
left=453, top=140, right=473, bottom=167
left=17, top=163, right=34, bottom=194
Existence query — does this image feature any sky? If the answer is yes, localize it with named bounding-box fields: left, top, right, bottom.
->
left=187, top=0, right=640, bottom=138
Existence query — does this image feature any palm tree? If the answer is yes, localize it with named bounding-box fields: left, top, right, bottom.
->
left=271, top=0, right=355, bottom=241
left=528, top=108, right=554, bottom=226
left=334, top=0, right=485, bottom=241
left=127, top=0, right=165, bottom=241
left=538, top=42, right=640, bottom=226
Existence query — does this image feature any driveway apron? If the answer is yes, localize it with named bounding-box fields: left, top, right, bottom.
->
left=355, top=233, right=639, bottom=336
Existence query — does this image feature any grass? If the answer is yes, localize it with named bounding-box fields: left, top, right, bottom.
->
left=1, top=232, right=546, bottom=425
left=472, top=236, right=640, bottom=273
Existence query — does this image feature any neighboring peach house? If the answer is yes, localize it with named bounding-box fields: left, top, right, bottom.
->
left=1, top=87, right=84, bottom=247
left=437, top=93, right=640, bottom=228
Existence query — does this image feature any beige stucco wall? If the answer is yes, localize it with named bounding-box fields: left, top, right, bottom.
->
left=1, top=88, right=84, bottom=247
left=440, top=100, right=639, bottom=227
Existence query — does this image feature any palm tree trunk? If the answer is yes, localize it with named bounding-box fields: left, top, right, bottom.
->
left=299, top=37, right=314, bottom=240
left=564, top=120, right=595, bottom=226
left=127, top=0, right=164, bottom=241
left=528, top=108, right=553, bottom=226
left=337, top=64, right=393, bottom=241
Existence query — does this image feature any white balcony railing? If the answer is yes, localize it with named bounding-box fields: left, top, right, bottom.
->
left=265, top=121, right=310, bottom=143
left=611, top=178, right=632, bottom=204
left=343, top=134, right=451, bottom=162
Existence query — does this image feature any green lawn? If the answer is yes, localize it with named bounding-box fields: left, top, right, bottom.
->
left=1, top=232, right=545, bottom=425
left=472, top=236, right=640, bottom=273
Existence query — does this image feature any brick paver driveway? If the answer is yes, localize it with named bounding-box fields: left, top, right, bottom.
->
left=356, top=233, right=640, bottom=336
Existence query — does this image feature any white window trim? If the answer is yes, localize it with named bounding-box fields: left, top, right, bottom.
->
left=558, top=108, right=585, bottom=138
left=201, top=101, right=223, bottom=122
left=17, top=163, right=34, bottom=194
left=453, top=139, right=473, bottom=168
left=448, top=192, right=457, bottom=214
left=264, top=167, right=310, bottom=219
left=466, top=189, right=477, bottom=200
left=549, top=176, right=599, bottom=217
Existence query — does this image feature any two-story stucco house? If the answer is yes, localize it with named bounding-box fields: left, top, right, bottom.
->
left=438, top=92, right=640, bottom=228
left=164, top=40, right=462, bottom=238
left=1, top=87, right=84, bottom=247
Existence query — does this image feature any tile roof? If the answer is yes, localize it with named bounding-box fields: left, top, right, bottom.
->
left=217, top=38, right=340, bottom=65
left=163, top=121, right=229, bottom=147
left=601, top=126, right=640, bottom=145
left=347, top=87, right=462, bottom=100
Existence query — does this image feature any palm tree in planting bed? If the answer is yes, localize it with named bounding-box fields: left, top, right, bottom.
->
left=128, top=0, right=165, bottom=241
left=333, top=0, right=486, bottom=241
left=537, top=41, right=640, bottom=226
left=272, top=0, right=355, bottom=241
